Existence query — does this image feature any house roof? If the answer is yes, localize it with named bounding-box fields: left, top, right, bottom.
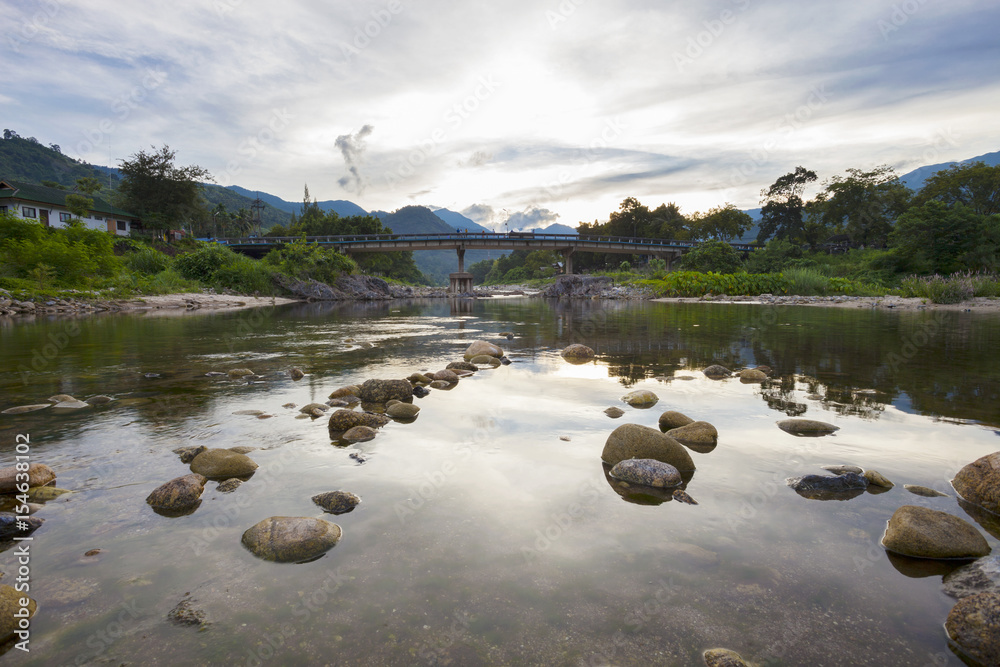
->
left=0, top=178, right=138, bottom=219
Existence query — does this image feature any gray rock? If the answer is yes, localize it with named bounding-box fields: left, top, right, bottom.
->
left=658, top=411, right=694, bottom=432
left=358, top=379, right=413, bottom=404
left=312, top=491, right=361, bottom=515
left=174, top=445, right=207, bottom=464
left=84, top=395, right=114, bottom=405
left=738, top=369, right=768, bottom=383
left=904, top=484, right=949, bottom=498
left=946, top=592, right=1000, bottom=666
left=299, top=403, right=329, bottom=414
left=470, top=355, right=501, bottom=367
left=0, top=514, right=43, bottom=539
left=289, top=367, right=305, bottom=380
left=882, top=505, right=991, bottom=560
left=328, top=409, right=390, bottom=434
left=190, top=449, right=258, bottom=479
left=604, top=407, right=625, bottom=418
left=52, top=400, right=91, bottom=411
left=329, top=385, right=362, bottom=400
left=672, top=488, right=698, bottom=505
left=446, top=361, right=478, bottom=372
left=864, top=469, right=894, bottom=489
left=227, top=368, right=254, bottom=378
left=342, top=426, right=377, bottom=443
left=609, top=459, right=681, bottom=488
left=241, top=516, right=342, bottom=563
left=702, top=365, right=732, bottom=379
left=786, top=473, right=868, bottom=500
left=602, top=424, right=695, bottom=471
left=944, top=555, right=1000, bottom=599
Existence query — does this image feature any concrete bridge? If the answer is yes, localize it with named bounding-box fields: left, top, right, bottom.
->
left=211, top=232, right=756, bottom=292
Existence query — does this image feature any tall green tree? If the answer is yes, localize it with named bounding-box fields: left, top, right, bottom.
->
left=814, top=165, right=910, bottom=247
left=691, top=203, right=753, bottom=242
left=116, top=145, right=212, bottom=235
left=890, top=200, right=999, bottom=274
left=75, top=176, right=103, bottom=195
left=757, top=166, right=817, bottom=243
left=916, top=161, right=1000, bottom=216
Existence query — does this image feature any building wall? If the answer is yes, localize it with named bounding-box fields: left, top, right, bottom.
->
left=1, top=201, right=132, bottom=236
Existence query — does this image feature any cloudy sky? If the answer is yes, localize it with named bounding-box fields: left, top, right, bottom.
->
left=3, top=0, right=999, bottom=229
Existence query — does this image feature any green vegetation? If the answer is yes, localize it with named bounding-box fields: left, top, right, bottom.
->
left=116, top=145, right=212, bottom=236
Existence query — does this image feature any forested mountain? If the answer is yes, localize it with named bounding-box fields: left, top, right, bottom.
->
left=0, top=132, right=118, bottom=188
left=227, top=185, right=367, bottom=217
left=899, top=150, right=1000, bottom=191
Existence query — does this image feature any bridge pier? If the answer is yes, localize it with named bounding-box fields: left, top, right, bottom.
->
left=448, top=272, right=474, bottom=294
left=562, top=248, right=574, bottom=275
left=456, top=246, right=465, bottom=273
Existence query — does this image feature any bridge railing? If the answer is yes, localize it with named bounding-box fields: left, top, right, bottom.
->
left=205, top=232, right=757, bottom=250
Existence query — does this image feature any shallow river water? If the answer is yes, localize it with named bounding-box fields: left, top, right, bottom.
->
left=1, top=297, right=998, bottom=666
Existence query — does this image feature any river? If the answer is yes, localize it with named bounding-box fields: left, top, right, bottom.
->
left=1, top=297, right=998, bottom=665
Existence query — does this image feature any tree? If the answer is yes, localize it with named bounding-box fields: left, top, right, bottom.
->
left=814, top=165, right=910, bottom=247
left=116, top=145, right=212, bottom=236
left=679, top=240, right=744, bottom=273
left=916, top=161, right=1000, bottom=216
left=64, top=194, right=94, bottom=221
left=691, top=203, right=753, bottom=241
left=890, top=200, right=999, bottom=274
left=757, top=166, right=817, bottom=243
left=75, top=176, right=103, bottom=195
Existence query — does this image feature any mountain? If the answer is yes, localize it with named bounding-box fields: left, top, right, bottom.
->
left=430, top=207, right=491, bottom=233
left=200, top=185, right=292, bottom=230
left=0, top=134, right=120, bottom=189
left=899, top=150, right=1000, bottom=191
left=533, top=223, right=578, bottom=235
left=226, top=185, right=367, bottom=217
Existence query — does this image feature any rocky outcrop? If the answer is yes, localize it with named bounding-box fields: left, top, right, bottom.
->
left=276, top=273, right=393, bottom=301
left=540, top=275, right=612, bottom=298
left=953, top=451, right=1000, bottom=514
left=241, top=516, right=342, bottom=563
left=881, top=505, right=991, bottom=559
left=602, top=424, right=695, bottom=471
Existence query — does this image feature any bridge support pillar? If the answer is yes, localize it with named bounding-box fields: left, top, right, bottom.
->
left=448, top=272, right=474, bottom=295
left=456, top=247, right=466, bottom=273
left=562, top=248, right=574, bottom=275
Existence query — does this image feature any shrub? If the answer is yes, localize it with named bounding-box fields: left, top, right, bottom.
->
left=680, top=241, right=744, bottom=273
left=173, top=243, right=238, bottom=282
left=899, top=271, right=997, bottom=303
left=124, top=247, right=171, bottom=275
left=636, top=271, right=789, bottom=297
left=262, top=239, right=357, bottom=285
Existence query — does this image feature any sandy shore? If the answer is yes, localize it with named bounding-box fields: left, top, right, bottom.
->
left=121, top=292, right=299, bottom=312
left=651, top=294, right=1000, bottom=312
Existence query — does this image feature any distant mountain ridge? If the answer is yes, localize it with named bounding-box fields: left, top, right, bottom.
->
left=225, top=185, right=367, bottom=218
left=898, top=150, right=1000, bottom=191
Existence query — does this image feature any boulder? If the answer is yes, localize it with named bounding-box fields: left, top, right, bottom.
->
left=327, top=409, right=390, bottom=434
left=0, top=463, right=56, bottom=492
left=1, top=404, right=51, bottom=415
left=470, top=355, right=501, bottom=367
left=241, top=516, right=342, bottom=563
left=604, top=407, right=625, bottom=419
left=407, top=372, right=433, bottom=385
left=386, top=403, right=420, bottom=420
left=702, top=365, right=732, bottom=379
left=622, top=390, right=658, bottom=408
left=446, top=361, right=478, bottom=372
left=312, top=491, right=361, bottom=515
left=953, top=451, right=1000, bottom=514
left=945, top=592, right=1000, bottom=667
left=329, top=385, right=362, bottom=400
left=602, top=424, right=695, bottom=471
left=881, top=505, right=991, bottom=559
left=146, top=474, right=207, bottom=514
left=0, top=585, right=37, bottom=642
left=560, top=344, right=595, bottom=363
left=358, top=379, right=413, bottom=404
left=777, top=419, right=840, bottom=436
left=299, top=403, right=329, bottom=414
left=289, top=368, right=305, bottom=380
left=189, top=449, right=258, bottom=479
left=658, top=411, right=694, bottom=432
left=432, top=369, right=460, bottom=384
left=666, top=421, right=718, bottom=447
left=944, top=555, right=1000, bottom=599
left=738, top=368, right=768, bottom=383
left=342, top=426, right=377, bottom=443
left=609, top=459, right=681, bottom=488
left=464, top=340, right=504, bottom=361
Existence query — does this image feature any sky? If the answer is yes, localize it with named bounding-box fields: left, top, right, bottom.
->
left=3, top=0, right=999, bottom=230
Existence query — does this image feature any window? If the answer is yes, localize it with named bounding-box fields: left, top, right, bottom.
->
left=0, top=206, right=7, bottom=213
left=22, top=207, right=36, bottom=218
left=93, top=216, right=103, bottom=221
left=117, top=220, right=127, bottom=231
left=59, top=212, right=72, bottom=222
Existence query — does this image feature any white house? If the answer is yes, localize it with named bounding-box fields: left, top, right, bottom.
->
left=0, top=179, right=139, bottom=236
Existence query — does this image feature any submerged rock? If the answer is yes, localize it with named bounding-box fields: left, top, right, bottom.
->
left=944, top=555, right=1000, bottom=599
left=672, top=488, right=698, bottom=505
left=217, top=478, right=242, bottom=493
left=190, top=449, right=258, bottom=479
left=358, top=379, right=413, bottom=404
left=953, top=451, right=1000, bottom=515
left=432, top=369, right=460, bottom=383
left=470, top=355, right=502, bottom=367
left=0, top=463, right=56, bottom=492
left=146, top=474, right=207, bottom=514
left=609, top=459, right=681, bottom=488
left=174, top=445, right=207, bottom=464
left=446, top=361, right=478, bottom=372
left=464, top=340, right=504, bottom=361
left=227, top=368, right=254, bottom=378
left=1, top=404, right=51, bottom=415
left=289, top=367, right=305, bottom=380
left=703, top=648, right=750, bottom=666
left=299, top=403, right=329, bottom=415
left=820, top=464, right=863, bottom=475
left=945, top=592, right=1000, bottom=667
left=241, top=516, right=342, bottom=563
left=622, top=389, right=658, bottom=408
left=0, top=585, right=37, bottom=641
left=658, top=410, right=694, bottom=432
left=47, top=394, right=76, bottom=403
left=0, top=514, right=43, bottom=539
left=882, top=505, right=991, bottom=560
left=777, top=419, right=840, bottom=436
left=342, top=426, right=377, bottom=443
left=85, top=395, right=114, bottom=405
left=312, top=491, right=361, bottom=515
left=904, top=484, right=949, bottom=498
left=52, top=399, right=91, bottom=411
left=602, top=423, right=695, bottom=472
